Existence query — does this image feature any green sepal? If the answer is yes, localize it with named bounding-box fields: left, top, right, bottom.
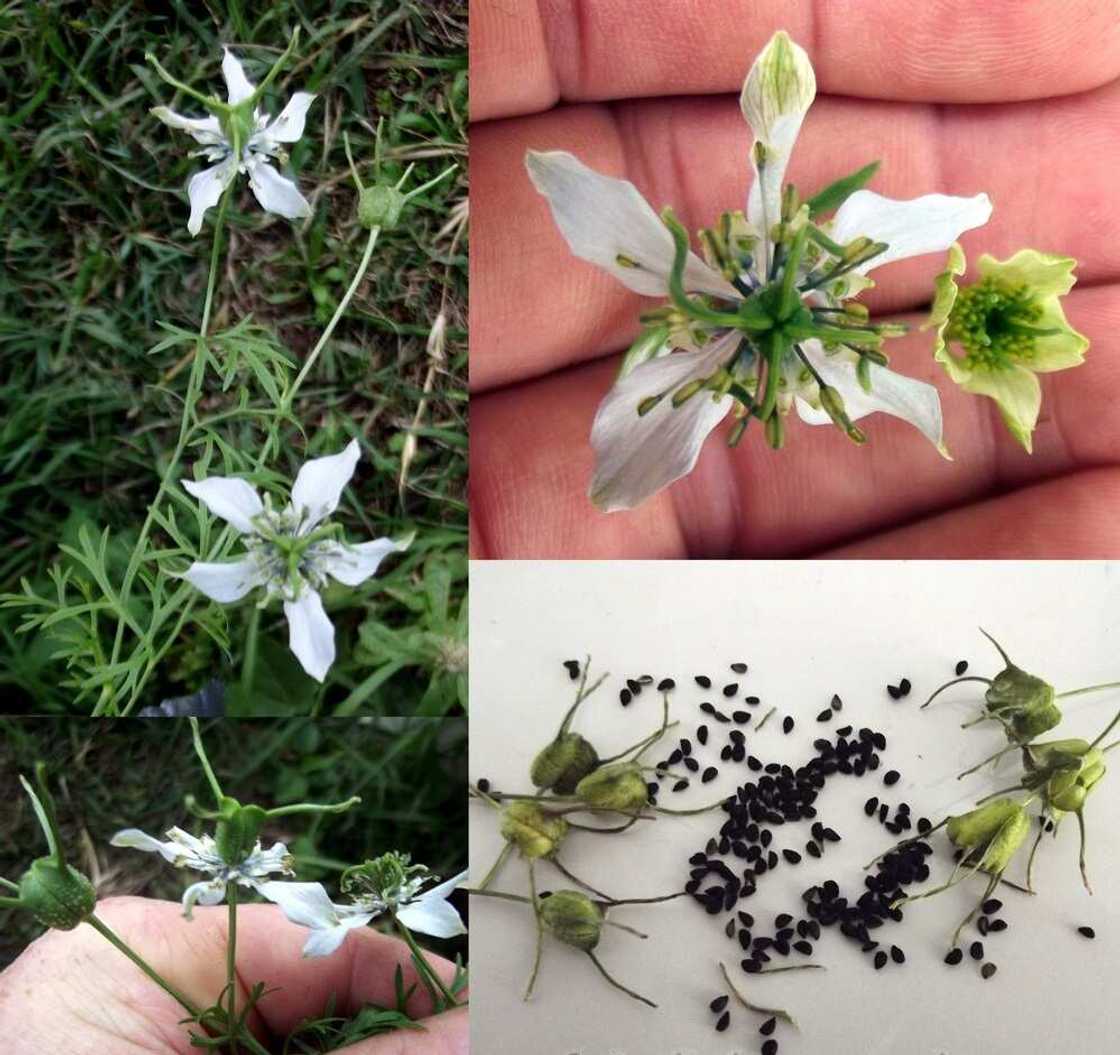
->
left=806, top=160, right=880, bottom=217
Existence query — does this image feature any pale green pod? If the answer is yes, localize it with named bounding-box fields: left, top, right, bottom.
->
left=530, top=733, right=600, bottom=794
left=539, top=889, right=604, bottom=951
left=499, top=801, right=569, bottom=860
left=18, top=858, right=96, bottom=931
left=575, top=761, right=650, bottom=812
left=946, top=798, right=1023, bottom=855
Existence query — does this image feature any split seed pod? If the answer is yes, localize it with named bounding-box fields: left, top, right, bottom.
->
left=500, top=800, right=570, bottom=860
left=946, top=798, right=1031, bottom=872
left=575, top=761, right=650, bottom=812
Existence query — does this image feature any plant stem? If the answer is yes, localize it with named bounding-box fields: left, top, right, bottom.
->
left=393, top=913, right=459, bottom=1008
left=227, top=884, right=239, bottom=1053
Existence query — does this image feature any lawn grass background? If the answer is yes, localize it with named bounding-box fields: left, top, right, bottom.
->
left=0, top=716, right=469, bottom=970
left=0, top=1, right=468, bottom=714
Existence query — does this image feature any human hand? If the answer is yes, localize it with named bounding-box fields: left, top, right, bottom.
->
left=0, top=896, right=467, bottom=1055
left=469, top=1, right=1120, bottom=558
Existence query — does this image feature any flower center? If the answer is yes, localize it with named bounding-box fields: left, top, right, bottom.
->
left=946, top=277, right=1043, bottom=368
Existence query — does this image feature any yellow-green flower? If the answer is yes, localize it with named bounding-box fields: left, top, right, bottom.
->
left=926, top=244, right=1088, bottom=452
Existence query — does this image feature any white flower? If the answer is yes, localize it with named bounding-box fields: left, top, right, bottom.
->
left=260, top=868, right=468, bottom=958
left=110, top=826, right=294, bottom=918
left=526, top=31, right=993, bottom=512
left=153, top=47, right=315, bottom=235
left=181, top=440, right=409, bottom=682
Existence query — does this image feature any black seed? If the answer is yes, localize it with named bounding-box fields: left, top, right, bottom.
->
left=709, top=994, right=728, bottom=1012
left=684, top=757, right=700, bottom=772
left=955, top=660, right=969, bottom=676
left=988, top=919, right=1007, bottom=932
left=944, top=948, right=963, bottom=965
left=760, top=1016, right=776, bottom=1036
left=680, top=738, right=693, bottom=756
left=695, top=675, right=712, bottom=688
left=715, top=1009, right=730, bottom=1032
left=982, top=898, right=1002, bottom=914
left=830, top=694, right=843, bottom=711
left=477, top=777, right=490, bottom=793
left=723, top=683, right=739, bottom=697
left=713, top=709, right=731, bottom=723
left=724, top=918, right=736, bottom=938
left=783, top=716, right=794, bottom=734
left=806, top=841, right=821, bottom=858
left=835, top=724, right=853, bottom=736
left=626, top=679, right=641, bottom=694
left=638, top=675, right=654, bottom=684
left=657, top=678, right=676, bottom=691
left=816, top=709, right=833, bottom=722
left=747, top=756, right=762, bottom=771
left=700, top=702, right=716, bottom=715
left=731, top=662, right=748, bottom=674
left=774, top=913, right=792, bottom=927
left=762, top=1040, right=778, bottom=1055
left=697, top=725, right=709, bottom=745
left=970, top=941, right=984, bottom=960
left=884, top=770, right=900, bottom=786
left=672, top=779, right=689, bottom=792
left=878, top=803, right=889, bottom=822
left=1078, top=925, right=1096, bottom=939
left=899, top=678, right=911, bottom=696
left=917, top=817, right=932, bottom=834
left=864, top=796, right=879, bottom=816
left=738, top=911, right=755, bottom=927
left=977, top=916, right=990, bottom=936
left=743, top=959, right=762, bottom=973
left=745, top=695, right=761, bottom=705
left=890, top=944, right=905, bottom=964
left=734, top=710, right=750, bottom=724
left=782, top=849, right=802, bottom=865
left=981, top=962, right=997, bottom=980
left=563, top=659, right=581, bottom=679
left=619, top=688, right=632, bottom=706
left=702, top=767, right=718, bottom=784
left=887, top=684, right=901, bottom=700
left=874, top=951, right=887, bottom=969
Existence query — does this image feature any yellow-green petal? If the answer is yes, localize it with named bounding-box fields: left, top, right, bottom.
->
left=925, top=241, right=966, bottom=332
left=961, top=363, right=1042, bottom=453
left=976, top=248, right=1076, bottom=300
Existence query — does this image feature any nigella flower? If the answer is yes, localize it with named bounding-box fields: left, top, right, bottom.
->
left=260, top=852, right=468, bottom=957
left=181, top=440, right=410, bottom=682
left=526, top=31, right=993, bottom=511
left=926, top=243, right=1087, bottom=452
left=151, top=46, right=315, bottom=235
left=110, top=826, right=294, bottom=918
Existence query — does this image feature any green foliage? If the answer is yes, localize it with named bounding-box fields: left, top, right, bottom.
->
left=0, top=1, right=468, bottom=714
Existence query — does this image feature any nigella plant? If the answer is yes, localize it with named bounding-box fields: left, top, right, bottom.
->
left=526, top=30, right=1088, bottom=511
left=1, top=28, right=457, bottom=713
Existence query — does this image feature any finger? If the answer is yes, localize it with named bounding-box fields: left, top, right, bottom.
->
left=471, top=81, right=1120, bottom=390
left=471, top=0, right=1120, bottom=120
left=470, top=285, right=1120, bottom=558
left=827, top=467, right=1120, bottom=556
left=340, top=1007, right=468, bottom=1054
left=90, top=898, right=460, bottom=1040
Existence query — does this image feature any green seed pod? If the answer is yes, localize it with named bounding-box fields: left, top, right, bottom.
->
left=18, top=857, right=96, bottom=931
left=358, top=184, right=406, bottom=230
left=499, top=801, right=569, bottom=860
left=947, top=798, right=1029, bottom=873
left=1046, top=747, right=1106, bottom=813
left=575, top=761, right=650, bottom=812
left=539, top=889, right=604, bottom=951
left=214, top=798, right=267, bottom=865
left=530, top=733, right=600, bottom=794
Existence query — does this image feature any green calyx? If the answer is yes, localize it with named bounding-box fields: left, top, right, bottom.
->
left=927, top=244, right=1088, bottom=452
left=575, top=761, right=650, bottom=812
left=11, top=765, right=96, bottom=930
left=946, top=798, right=1030, bottom=874
left=531, top=733, right=600, bottom=795
left=500, top=801, right=569, bottom=860
left=539, top=890, right=604, bottom=951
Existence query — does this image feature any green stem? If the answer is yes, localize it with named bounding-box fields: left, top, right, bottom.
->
left=265, top=795, right=361, bottom=817
left=1058, top=681, right=1120, bottom=700
left=191, top=717, right=226, bottom=805
left=240, top=605, right=261, bottom=698
left=227, top=885, right=239, bottom=1052
left=394, top=914, right=460, bottom=1009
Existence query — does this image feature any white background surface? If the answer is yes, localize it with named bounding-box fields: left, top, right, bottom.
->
left=469, top=561, right=1120, bottom=1055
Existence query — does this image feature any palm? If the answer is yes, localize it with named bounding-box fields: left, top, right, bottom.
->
left=0, top=897, right=463, bottom=1054
left=469, top=2, right=1120, bottom=557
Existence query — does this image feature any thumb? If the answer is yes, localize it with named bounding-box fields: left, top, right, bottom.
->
left=341, top=1007, right=469, bottom=1055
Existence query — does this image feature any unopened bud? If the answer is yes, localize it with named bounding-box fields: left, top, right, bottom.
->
left=358, top=184, right=407, bottom=230
left=19, top=858, right=95, bottom=931
left=539, top=889, right=604, bottom=951
left=500, top=801, right=568, bottom=859
left=530, top=733, right=600, bottom=795
left=575, top=761, right=650, bottom=812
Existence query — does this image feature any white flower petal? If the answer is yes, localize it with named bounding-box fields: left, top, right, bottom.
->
left=182, top=475, right=264, bottom=534
left=797, top=342, right=947, bottom=454
left=288, top=439, right=361, bottom=532
left=183, top=557, right=266, bottom=604
left=222, top=48, right=255, bottom=105
left=590, top=331, right=739, bottom=512
left=742, top=31, right=816, bottom=263
left=258, top=91, right=315, bottom=145
left=259, top=881, right=341, bottom=928
left=182, top=878, right=227, bottom=918
left=315, top=538, right=403, bottom=587
left=246, top=158, right=312, bottom=221
left=186, top=156, right=236, bottom=237
left=110, top=828, right=180, bottom=862
left=303, top=915, right=372, bottom=958
left=830, top=190, right=993, bottom=274
left=525, top=150, right=737, bottom=300
left=283, top=589, right=336, bottom=682
left=399, top=894, right=467, bottom=939
left=151, top=107, right=224, bottom=145
left=241, top=841, right=294, bottom=878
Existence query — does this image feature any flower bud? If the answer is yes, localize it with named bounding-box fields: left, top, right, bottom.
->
left=530, top=733, right=600, bottom=795
left=500, top=801, right=569, bottom=859
left=539, top=889, right=604, bottom=951
left=740, top=31, right=816, bottom=149
left=18, top=858, right=96, bottom=931
left=358, top=184, right=406, bottom=230
left=575, top=761, right=649, bottom=812
left=946, top=798, right=1029, bottom=872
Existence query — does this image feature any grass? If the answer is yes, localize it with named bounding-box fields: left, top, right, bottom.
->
left=0, top=715, right=469, bottom=970
left=0, top=1, right=468, bottom=714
